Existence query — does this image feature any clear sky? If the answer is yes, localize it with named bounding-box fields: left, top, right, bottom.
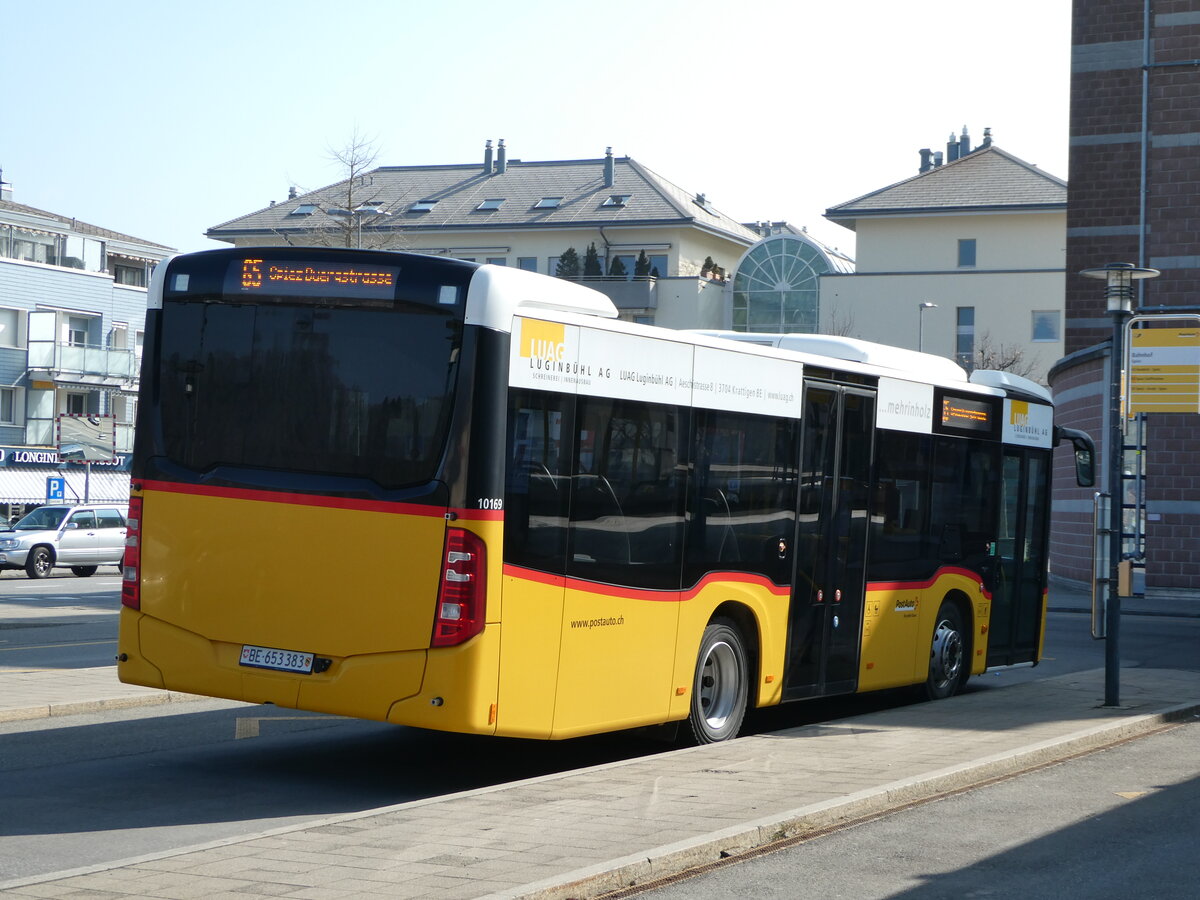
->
left=2, top=0, right=1070, bottom=258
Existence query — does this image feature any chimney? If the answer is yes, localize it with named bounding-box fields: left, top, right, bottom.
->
left=919, top=148, right=933, bottom=174
left=946, top=133, right=960, bottom=163
left=603, top=146, right=614, bottom=187
left=287, top=185, right=298, bottom=200
left=959, top=126, right=971, bottom=157
left=0, top=168, right=10, bottom=202
left=495, top=139, right=507, bottom=174
left=981, top=126, right=993, bottom=148
left=483, top=140, right=494, bottom=175
left=933, top=151, right=944, bottom=168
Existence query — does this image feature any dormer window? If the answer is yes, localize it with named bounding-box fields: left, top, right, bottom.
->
left=602, top=195, right=631, bottom=208
left=534, top=197, right=562, bottom=209
left=410, top=200, right=437, bottom=213
left=289, top=204, right=317, bottom=216
left=476, top=198, right=505, bottom=211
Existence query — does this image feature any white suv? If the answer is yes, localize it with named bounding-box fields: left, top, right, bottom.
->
left=0, top=504, right=128, bottom=579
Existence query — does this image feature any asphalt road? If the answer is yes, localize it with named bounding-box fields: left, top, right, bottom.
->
left=636, top=721, right=1200, bottom=899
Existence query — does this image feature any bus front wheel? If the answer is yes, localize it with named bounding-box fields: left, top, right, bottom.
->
left=687, top=618, right=749, bottom=744
left=924, top=601, right=966, bottom=700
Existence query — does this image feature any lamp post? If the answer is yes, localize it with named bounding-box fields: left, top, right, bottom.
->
left=1079, top=262, right=1159, bottom=707
left=326, top=204, right=390, bottom=248
left=918, top=302, right=937, bottom=352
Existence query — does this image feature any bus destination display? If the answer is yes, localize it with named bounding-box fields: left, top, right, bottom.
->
left=228, top=258, right=400, bottom=300
left=940, top=395, right=993, bottom=432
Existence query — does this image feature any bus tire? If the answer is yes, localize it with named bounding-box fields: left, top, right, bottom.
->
left=71, top=566, right=98, bottom=577
left=923, top=601, right=966, bottom=700
left=25, top=546, right=54, bottom=579
left=687, top=618, right=749, bottom=744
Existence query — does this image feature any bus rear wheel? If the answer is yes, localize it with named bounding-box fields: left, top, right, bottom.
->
left=923, top=601, right=966, bottom=700
left=687, top=618, right=749, bottom=744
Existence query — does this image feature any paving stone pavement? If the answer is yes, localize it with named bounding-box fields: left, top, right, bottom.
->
left=2, top=666, right=1198, bottom=899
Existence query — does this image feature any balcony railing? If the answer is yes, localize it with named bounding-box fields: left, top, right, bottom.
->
left=27, top=341, right=139, bottom=386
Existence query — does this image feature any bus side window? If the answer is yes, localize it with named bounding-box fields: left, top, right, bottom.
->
left=567, top=397, right=685, bottom=590
left=504, top=391, right=571, bottom=575
left=688, top=410, right=797, bottom=587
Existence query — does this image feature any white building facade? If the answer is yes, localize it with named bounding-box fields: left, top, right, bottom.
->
left=820, top=136, right=1066, bottom=384
left=0, top=176, right=173, bottom=515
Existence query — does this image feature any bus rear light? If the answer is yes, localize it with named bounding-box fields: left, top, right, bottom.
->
left=432, top=528, right=486, bottom=647
left=121, top=497, right=142, bottom=610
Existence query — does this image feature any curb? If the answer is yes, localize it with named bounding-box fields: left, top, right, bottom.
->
left=509, top=700, right=1200, bottom=900
left=0, top=690, right=208, bottom=724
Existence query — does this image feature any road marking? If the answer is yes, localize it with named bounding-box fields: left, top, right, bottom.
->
left=235, top=716, right=328, bottom=739
left=1114, top=790, right=1151, bottom=799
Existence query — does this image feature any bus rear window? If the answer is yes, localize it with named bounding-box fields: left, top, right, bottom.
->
left=157, top=299, right=461, bottom=488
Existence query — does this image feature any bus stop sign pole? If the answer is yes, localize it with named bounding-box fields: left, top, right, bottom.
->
left=1080, top=263, right=1159, bottom=708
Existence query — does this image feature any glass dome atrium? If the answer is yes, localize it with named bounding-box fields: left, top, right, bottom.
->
left=731, top=230, right=854, bottom=333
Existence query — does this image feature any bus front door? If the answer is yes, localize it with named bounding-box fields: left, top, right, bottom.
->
left=783, top=383, right=876, bottom=700
left=986, top=449, right=1051, bottom=667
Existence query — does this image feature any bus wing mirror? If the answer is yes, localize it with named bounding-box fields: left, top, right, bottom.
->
left=1054, top=426, right=1096, bottom=488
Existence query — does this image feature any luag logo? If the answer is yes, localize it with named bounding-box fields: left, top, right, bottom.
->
left=1010, top=400, right=1029, bottom=427
left=520, top=319, right=567, bottom=362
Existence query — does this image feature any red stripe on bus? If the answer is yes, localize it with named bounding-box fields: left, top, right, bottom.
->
left=136, top=478, right=502, bottom=521
left=503, top=564, right=790, bottom=602
left=868, top=566, right=993, bottom=600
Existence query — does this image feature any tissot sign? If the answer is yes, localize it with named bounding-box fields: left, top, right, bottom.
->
left=0, top=447, right=130, bottom=469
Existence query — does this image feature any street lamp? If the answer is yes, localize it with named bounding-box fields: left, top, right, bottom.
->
left=918, top=302, right=937, bottom=352
left=1079, top=262, right=1159, bottom=707
left=326, top=204, right=391, bottom=248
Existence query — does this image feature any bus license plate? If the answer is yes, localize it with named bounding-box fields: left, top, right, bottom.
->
left=239, top=644, right=314, bottom=674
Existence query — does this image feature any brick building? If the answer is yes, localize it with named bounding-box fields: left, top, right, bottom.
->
left=1050, top=1, right=1200, bottom=589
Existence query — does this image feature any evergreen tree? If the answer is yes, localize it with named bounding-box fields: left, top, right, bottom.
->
left=583, top=242, right=603, bottom=277
left=555, top=247, right=581, bottom=279
left=634, top=250, right=651, bottom=278
left=701, top=256, right=716, bottom=277
left=608, top=255, right=628, bottom=278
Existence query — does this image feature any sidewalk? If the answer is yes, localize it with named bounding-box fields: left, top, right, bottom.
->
left=2, top=665, right=1198, bottom=899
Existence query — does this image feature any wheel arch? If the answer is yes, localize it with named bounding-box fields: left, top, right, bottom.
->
left=940, top=588, right=975, bottom=670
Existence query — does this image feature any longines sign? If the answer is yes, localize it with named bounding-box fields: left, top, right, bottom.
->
left=0, top=447, right=130, bottom=470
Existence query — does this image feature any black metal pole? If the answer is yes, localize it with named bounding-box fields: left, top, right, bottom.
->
left=1105, top=305, right=1125, bottom=707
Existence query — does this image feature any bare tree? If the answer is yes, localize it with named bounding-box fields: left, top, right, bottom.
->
left=282, top=130, right=404, bottom=250
left=827, top=307, right=857, bottom=337
left=972, top=332, right=1040, bottom=379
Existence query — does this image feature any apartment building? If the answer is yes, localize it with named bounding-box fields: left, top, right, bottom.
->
left=0, top=174, right=173, bottom=516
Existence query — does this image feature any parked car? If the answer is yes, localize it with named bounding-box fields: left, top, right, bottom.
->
left=0, top=503, right=128, bottom=579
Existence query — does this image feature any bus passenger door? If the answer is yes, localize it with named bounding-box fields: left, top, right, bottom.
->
left=986, top=450, right=1050, bottom=667
left=784, top=384, right=876, bottom=700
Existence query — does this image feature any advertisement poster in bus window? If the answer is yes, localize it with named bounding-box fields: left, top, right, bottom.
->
left=1002, top=399, right=1052, bottom=448
left=690, top=345, right=804, bottom=418
left=576, top=326, right=692, bottom=406
left=877, top=378, right=934, bottom=434
left=509, top=317, right=583, bottom=393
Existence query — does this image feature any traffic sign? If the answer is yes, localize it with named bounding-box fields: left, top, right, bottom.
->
left=46, top=476, right=66, bottom=503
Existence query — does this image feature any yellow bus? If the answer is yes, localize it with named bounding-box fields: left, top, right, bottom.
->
left=118, top=248, right=1092, bottom=742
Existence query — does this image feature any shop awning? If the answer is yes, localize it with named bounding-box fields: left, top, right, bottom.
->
left=0, top=468, right=131, bottom=505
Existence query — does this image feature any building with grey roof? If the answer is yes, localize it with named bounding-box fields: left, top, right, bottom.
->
left=821, top=129, right=1067, bottom=383
left=207, top=142, right=854, bottom=332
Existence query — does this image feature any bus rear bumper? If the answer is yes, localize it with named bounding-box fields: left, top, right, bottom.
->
left=118, top=607, right=430, bottom=722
